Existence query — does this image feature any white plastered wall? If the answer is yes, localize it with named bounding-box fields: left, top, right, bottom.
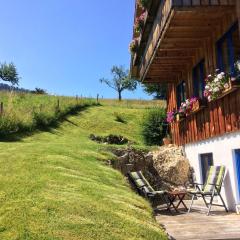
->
left=184, top=131, right=240, bottom=211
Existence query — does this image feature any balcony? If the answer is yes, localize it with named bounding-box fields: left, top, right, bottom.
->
left=131, top=0, right=236, bottom=83
left=172, top=87, right=240, bottom=146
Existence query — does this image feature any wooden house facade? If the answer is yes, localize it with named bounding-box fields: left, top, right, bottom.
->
left=130, top=0, right=240, bottom=211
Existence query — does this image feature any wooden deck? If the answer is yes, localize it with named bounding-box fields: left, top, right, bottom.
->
left=155, top=200, right=240, bottom=240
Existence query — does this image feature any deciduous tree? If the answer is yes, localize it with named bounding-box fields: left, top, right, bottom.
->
left=100, top=65, right=137, bottom=101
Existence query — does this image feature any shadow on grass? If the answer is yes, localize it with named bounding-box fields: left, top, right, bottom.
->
left=0, top=103, right=101, bottom=142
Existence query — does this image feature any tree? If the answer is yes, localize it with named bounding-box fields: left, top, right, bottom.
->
left=100, top=65, right=137, bottom=101
left=31, top=88, right=47, bottom=95
left=0, top=62, right=20, bottom=85
left=143, top=83, right=167, bottom=100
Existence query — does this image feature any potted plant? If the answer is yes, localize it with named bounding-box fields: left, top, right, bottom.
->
left=163, top=134, right=172, bottom=145
left=162, top=123, right=172, bottom=145
left=129, top=38, right=139, bottom=55
left=204, top=69, right=230, bottom=102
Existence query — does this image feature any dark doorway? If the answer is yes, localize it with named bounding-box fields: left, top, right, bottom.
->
left=200, top=153, right=214, bottom=183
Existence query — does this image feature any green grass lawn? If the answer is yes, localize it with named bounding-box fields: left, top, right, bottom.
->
left=0, top=102, right=167, bottom=240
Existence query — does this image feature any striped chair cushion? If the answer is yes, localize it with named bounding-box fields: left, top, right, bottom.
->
left=203, top=166, right=225, bottom=193
left=135, top=179, right=146, bottom=188
left=129, top=171, right=155, bottom=193
left=129, top=171, right=142, bottom=180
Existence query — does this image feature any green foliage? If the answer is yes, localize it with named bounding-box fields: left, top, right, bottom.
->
left=31, top=88, right=47, bottom=94
left=100, top=65, right=137, bottom=100
left=142, top=108, right=167, bottom=146
left=0, top=62, right=20, bottom=85
left=143, top=83, right=167, bottom=100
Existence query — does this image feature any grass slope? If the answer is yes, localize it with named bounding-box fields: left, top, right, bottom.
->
left=0, top=102, right=167, bottom=240
left=0, top=91, right=96, bottom=135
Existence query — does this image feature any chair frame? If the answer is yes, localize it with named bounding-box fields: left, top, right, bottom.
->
left=188, top=167, right=228, bottom=216
left=127, top=171, right=171, bottom=212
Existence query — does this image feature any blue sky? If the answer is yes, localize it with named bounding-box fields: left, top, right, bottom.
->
left=0, top=0, right=151, bottom=99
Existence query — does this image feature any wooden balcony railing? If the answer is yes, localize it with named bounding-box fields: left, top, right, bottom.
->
left=172, top=88, right=240, bottom=146
left=137, top=0, right=236, bottom=81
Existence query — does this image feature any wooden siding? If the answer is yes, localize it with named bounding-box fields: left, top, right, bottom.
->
left=168, top=5, right=240, bottom=145
left=130, top=0, right=240, bottom=146
left=172, top=89, right=240, bottom=145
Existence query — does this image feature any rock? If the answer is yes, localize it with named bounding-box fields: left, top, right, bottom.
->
left=152, top=145, right=190, bottom=186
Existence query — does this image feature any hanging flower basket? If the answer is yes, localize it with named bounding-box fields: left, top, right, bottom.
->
left=129, top=38, right=139, bottom=55
left=134, top=12, right=146, bottom=34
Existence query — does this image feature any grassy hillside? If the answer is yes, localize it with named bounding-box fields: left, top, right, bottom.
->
left=0, top=100, right=167, bottom=240
left=0, top=91, right=96, bottom=135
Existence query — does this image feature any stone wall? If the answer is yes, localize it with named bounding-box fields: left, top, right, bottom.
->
left=111, top=145, right=190, bottom=191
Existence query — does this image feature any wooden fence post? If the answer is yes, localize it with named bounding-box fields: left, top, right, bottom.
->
left=0, top=102, right=3, bottom=116
left=39, top=104, right=43, bottom=112
left=57, top=99, right=60, bottom=111
left=97, top=94, right=99, bottom=103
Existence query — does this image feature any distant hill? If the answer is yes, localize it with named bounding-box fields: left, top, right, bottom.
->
left=0, top=83, right=30, bottom=92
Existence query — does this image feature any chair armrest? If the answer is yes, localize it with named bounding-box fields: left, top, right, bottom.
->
left=208, top=183, right=221, bottom=186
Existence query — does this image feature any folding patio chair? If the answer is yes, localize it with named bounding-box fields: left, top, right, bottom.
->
left=128, top=171, right=170, bottom=210
left=188, top=165, right=228, bottom=216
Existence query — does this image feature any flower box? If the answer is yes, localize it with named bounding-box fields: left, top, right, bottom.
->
left=205, top=62, right=240, bottom=102
left=209, top=78, right=240, bottom=102
left=223, top=78, right=240, bottom=93
left=191, top=98, right=207, bottom=113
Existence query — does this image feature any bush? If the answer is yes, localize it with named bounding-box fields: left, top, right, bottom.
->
left=141, top=108, right=167, bottom=146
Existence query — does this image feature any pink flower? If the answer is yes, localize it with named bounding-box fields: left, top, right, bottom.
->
left=167, top=111, right=175, bottom=123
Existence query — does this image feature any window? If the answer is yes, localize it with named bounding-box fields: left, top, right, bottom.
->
left=200, top=153, right=214, bottom=183
left=192, top=60, right=205, bottom=99
left=176, top=81, right=186, bottom=108
left=217, top=22, right=240, bottom=75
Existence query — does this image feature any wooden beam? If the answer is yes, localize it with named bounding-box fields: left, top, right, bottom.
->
left=237, top=1, right=240, bottom=37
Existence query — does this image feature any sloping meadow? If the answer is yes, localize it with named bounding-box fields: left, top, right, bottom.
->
left=0, top=91, right=97, bottom=136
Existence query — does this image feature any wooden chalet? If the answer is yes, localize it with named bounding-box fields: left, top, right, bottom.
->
left=130, top=0, right=240, bottom=211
